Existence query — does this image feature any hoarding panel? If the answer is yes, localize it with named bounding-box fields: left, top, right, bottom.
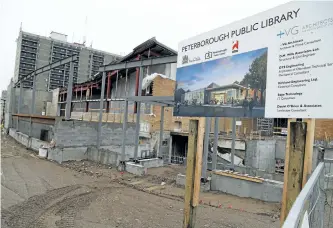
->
left=174, top=1, right=333, bottom=118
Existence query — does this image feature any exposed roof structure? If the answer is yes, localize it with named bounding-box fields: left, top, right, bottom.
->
left=118, top=37, right=177, bottom=63
left=73, top=37, right=177, bottom=87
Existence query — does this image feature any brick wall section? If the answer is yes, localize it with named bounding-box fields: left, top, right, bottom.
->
left=149, top=76, right=176, bottom=132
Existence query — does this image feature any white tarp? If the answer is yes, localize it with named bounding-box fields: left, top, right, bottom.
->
left=142, top=73, right=170, bottom=90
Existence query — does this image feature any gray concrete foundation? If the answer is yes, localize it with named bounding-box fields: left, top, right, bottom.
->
left=176, top=174, right=210, bottom=192
left=126, top=162, right=147, bottom=176
left=138, top=158, right=164, bottom=168
left=210, top=172, right=283, bottom=202
left=9, top=128, right=49, bottom=152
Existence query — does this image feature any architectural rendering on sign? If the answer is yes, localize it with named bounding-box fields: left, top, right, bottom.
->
left=174, top=1, right=333, bottom=118
left=174, top=48, right=267, bottom=117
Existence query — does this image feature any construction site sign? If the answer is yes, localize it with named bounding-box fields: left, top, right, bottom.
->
left=174, top=1, right=333, bottom=118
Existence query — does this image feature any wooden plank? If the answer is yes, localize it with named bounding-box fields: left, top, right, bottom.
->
left=280, top=121, right=307, bottom=225
left=12, top=113, right=57, bottom=120
left=183, top=119, right=198, bottom=228
left=192, top=117, right=204, bottom=207
left=302, top=118, right=315, bottom=187
left=212, top=171, right=264, bottom=183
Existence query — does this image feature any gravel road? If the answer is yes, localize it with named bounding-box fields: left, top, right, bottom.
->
left=1, top=133, right=280, bottom=228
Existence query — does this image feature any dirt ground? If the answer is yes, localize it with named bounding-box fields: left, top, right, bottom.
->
left=1, top=133, right=280, bottom=228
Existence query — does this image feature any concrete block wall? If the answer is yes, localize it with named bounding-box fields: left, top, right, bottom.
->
left=87, top=147, right=120, bottom=165
left=11, top=88, right=52, bottom=115
left=9, top=128, right=48, bottom=152
left=15, top=117, right=54, bottom=141
left=54, top=120, right=136, bottom=148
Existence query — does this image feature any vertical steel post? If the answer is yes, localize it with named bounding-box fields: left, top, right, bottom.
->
left=202, top=117, right=211, bottom=180
left=133, top=67, right=143, bottom=161
left=158, top=106, right=165, bottom=158
left=18, top=82, right=23, bottom=114
left=121, top=100, right=128, bottom=163
left=115, top=71, right=118, bottom=98
left=29, top=73, right=36, bottom=137
left=31, top=73, right=36, bottom=114
left=17, top=81, right=23, bottom=130
left=97, top=72, right=106, bottom=149
left=168, top=136, right=173, bottom=164
left=65, top=62, right=74, bottom=120
left=10, top=82, right=15, bottom=128
left=212, top=117, right=219, bottom=170
left=231, top=117, right=236, bottom=170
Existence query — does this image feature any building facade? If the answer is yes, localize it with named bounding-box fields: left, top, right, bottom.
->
left=14, top=30, right=121, bottom=90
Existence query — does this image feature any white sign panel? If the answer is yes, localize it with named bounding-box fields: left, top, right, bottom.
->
left=174, top=1, right=333, bottom=118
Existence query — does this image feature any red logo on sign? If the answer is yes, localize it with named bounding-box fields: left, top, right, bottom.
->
left=232, top=41, right=239, bottom=53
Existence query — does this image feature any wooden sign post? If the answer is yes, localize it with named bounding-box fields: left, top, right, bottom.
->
left=183, top=118, right=204, bottom=228
left=280, top=118, right=315, bottom=225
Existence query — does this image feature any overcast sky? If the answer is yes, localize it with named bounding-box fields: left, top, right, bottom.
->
left=0, top=0, right=290, bottom=93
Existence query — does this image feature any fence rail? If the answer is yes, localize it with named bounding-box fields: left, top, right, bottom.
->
left=283, top=159, right=333, bottom=228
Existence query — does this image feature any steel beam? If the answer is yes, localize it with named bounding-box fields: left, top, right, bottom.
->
left=99, top=56, right=177, bottom=72
left=202, top=117, right=211, bottom=180
left=97, top=72, right=106, bottom=149
left=133, top=67, right=143, bottom=161
left=125, top=96, right=174, bottom=106
left=212, top=117, right=219, bottom=170
left=65, top=62, right=74, bottom=120
left=231, top=117, right=236, bottom=170
left=14, top=55, right=78, bottom=87
left=158, top=106, right=165, bottom=158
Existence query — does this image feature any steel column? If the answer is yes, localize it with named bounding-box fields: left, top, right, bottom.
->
left=97, top=72, right=106, bottom=149
left=133, top=67, right=143, bottom=161
left=158, top=106, right=165, bottom=158
left=168, top=136, right=173, bottom=164
left=212, top=117, right=219, bottom=170
left=65, top=62, right=74, bottom=120
left=31, top=73, right=36, bottom=114
left=17, top=81, right=23, bottom=130
left=121, top=100, right=128, bottom=163
left=202, top=117, right=211, bottom=180
left=29, top=73, right=37, bottom=137
left=18, top=82, right=23, bottom=114
left=231, top=117, right=236, bottom=170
